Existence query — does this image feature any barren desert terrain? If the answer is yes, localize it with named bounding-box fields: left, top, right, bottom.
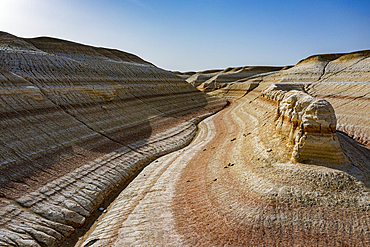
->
left=1, top=32, right=370, bottom=246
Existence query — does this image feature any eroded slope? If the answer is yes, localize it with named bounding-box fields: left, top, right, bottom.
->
left=79, top=84, right=370, bottom=246
left=0, top=32, right=227, bottom=246
left=79, top=50, right=370, bottom=246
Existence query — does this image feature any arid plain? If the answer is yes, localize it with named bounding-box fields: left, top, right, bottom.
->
left=1, top=32, right=370, bottom=246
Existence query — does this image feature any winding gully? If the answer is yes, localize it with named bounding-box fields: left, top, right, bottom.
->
left=77, top=86, right=370, bottom=246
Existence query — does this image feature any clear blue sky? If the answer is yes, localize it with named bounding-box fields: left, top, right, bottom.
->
left=1, top=0, right=369, bottom=71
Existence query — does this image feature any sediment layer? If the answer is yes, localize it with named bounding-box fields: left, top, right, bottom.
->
left=0, top=32, right=226, bottom=246
left=203, top=49, right=370, bottom=145
left=261, top=50, right=370, bottom=146
left=79, top=50, right=370, bottom=246
left=2, top=31, right=370, bottom=246
left=185, top=66, right=285, bottom=89
left=79, top=85, right=370, bottom=246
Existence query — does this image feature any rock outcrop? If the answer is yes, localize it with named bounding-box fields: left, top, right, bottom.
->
left=186, top=66, right=285, bottom=88
left=184, top=69, right=222, bottom=86
left=77, top=49, right=369, bottom=247
left=242, top=51, right=370, bottom=83
left=0, top=32, right=227, bottom=246
left=307, top=82, right=370, bottom=146
left=206, top=50, right=370, bottom=145
left=261, top=85, right=346, bottom=165
left=181, top=66, right=286, bottom=100
left=250, top=50, right=370, bottom=146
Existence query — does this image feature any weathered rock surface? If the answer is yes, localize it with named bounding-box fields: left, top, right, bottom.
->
left=256, top=50, right=370, bottom=147
left=185, top=66, right=285, bottom=88
left=183, top=69, right=222, bottom=86
left=261, top=85, right=347, bottom=165
left=78, top=49, right=370, bottom=246
left=2, top=30, right=370, bottom=247
left=79, top=84, right=370, bottom=247
left=307, top=82, right=370, bottom=146
left=239, top=51, right=370, bottom=84
left=207, top=81, right=259, bottom=99
left=208, top=50, right=370, bottom=145
left=0, top=32, right=227, bottom=246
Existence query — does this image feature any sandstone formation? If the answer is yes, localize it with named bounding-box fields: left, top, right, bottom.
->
left=185, top=66, right=285, bottom=89
left=0, top=32, right=227, bottom=246
left=261, top=85, right=347, bottom=165
left=307, top=81, right=370, bottom=146
left=251, top=50, right=370, bottom=146
left=204, top=50, right=370, bottom=143
left=2, top=30, right=370, bottom=247
left=171, top=71, right=196, bottom=80
left=183, top=69, right=222, bottom=86
left=79, top=83, right=370, bottom=247
left=78, top=49, right=370, bottom=246
left=263, top=51, right=370, bottom=83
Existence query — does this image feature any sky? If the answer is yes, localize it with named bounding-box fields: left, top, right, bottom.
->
left=1, top=0, right=369, bottom=71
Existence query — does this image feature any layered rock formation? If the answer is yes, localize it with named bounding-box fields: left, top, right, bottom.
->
left=0, top=32, right=227, bottom=246
left=76, top=49, right=370, bottom=246
left=262, top=51, right=370, bottom=83
left=261, top=85, right=346, bottom=165
left=205, top=50, right=370, bottom=143
left=185, top=66, right=285, bottom=89
left=255, top=50, right=370, bottom=146
left=2, top=30, right=370, bottom=246
left=79, top=83, right=370, bottom=247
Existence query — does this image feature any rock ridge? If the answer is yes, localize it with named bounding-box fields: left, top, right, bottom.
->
left=2, top=31, right=370, bottom=246
left=261, top=85, right=347, bottom=165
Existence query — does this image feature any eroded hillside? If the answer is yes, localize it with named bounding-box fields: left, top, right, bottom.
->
left=79, top=50, right=370, bottom=246
left=1, top=31, right=370, bottom=247
left=0, top=32, right=227, bottom=246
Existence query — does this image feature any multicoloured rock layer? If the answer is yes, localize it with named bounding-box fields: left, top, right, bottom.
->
left=79, top=84, right=370, bottom=247
left=79, top=49, right=370, bottom=246
left=0, top=32, right=226, bottom=246
left=2, top=30, right=370, bottom=246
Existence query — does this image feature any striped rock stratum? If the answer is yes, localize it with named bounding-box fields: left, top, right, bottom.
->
left=80, top=50, right=370, bottom=246
left=1, top=32, right=370, bottom=246
left=79, top=84, right=370, bottom=247
left=0, top=32, right=226, bottom=246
